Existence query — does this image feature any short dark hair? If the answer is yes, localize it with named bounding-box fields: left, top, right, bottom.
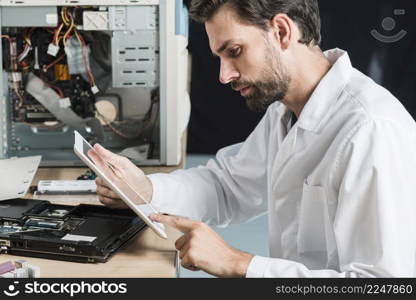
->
left=189, top=0, right=321, bottom=46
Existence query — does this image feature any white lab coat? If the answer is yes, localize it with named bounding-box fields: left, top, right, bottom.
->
left=149, top=49, right=416, bottom=277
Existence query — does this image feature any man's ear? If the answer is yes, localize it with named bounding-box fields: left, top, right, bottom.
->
left=269, top=13, right=292, bottom=50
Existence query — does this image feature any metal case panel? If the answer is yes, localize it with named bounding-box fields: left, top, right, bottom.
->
left=1, top=6, right=57, bottom=27
left=111, top=31, right=159, bottom=88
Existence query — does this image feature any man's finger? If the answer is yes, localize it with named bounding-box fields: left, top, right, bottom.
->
left=98, top=196, right=126, bottom=208
left=93, top=144, right=126, bottom=166
left=96, top=185, right=119, bottom=199
left=95, top=177, right=104, bottom=186
left=179, top=243, right=191, bottom=259
left=89, top=150, right=122, bottom=182
left=175, top=234, right=191, bottom=251
left=180, top=254, right=200, bottom=271
left=98, top=196, right=118, bottom=206
left=88, top=149, right=107, bottom=170
left=95, top=178, right=115, bottom=195
left=180, top=255, right=194, bottom=269
left=150, top=214, right=197, bottom=233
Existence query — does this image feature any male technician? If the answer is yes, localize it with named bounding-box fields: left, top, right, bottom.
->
left=92, top=0, right=416, bottom=277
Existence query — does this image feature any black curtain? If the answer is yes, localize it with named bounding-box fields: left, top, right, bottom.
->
left=185, top=0, right=416, bottom=154
left=320, top=0, right=416, bottom=116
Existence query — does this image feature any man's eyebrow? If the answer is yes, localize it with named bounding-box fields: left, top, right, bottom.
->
left=212, top=40, right=233, bottom=57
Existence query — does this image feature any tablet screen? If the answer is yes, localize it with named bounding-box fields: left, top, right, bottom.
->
left=74, top=131, right=165, bottom=236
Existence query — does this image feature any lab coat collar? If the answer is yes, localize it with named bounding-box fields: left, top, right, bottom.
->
left=296, top=48, right=353, bottom=133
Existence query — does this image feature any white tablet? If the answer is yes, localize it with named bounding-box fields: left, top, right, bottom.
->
left=73, top=130, right=167, bottom=239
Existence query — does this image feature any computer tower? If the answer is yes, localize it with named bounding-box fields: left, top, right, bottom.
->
left=0, top=0, right=190, bottom=166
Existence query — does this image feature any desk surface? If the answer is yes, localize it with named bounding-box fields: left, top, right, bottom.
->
left=1, top=166, right=182, bottom=278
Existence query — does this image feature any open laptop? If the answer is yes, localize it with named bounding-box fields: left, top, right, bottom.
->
left=0, top=198, right=146, bottom=263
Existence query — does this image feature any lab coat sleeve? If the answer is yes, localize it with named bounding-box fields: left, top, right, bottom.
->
left=148, top=108, right=273, bottom=226
left=247, top=119, right=416, bottom=277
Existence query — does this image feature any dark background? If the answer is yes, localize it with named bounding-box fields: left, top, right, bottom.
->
left=184, top=0, right=416, bottom=154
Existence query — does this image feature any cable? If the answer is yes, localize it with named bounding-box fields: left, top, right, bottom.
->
left=53, top=23, right=65, bottom=46
left=74, top=30, right=96, bottom=88
left=17, top=28, right=35, bottom=63
left=62, top=7, right=75, bottom=48
left=61, top=7, right=70, bottom=25
left=24, top=27, right=35, bottom=47
left=1, top=35, right=24, bottom=107
left=43, top=53, right=66, bottom=71
left=41, top=80, right=64, bottom=98
left=96, top=110, right=138, bottom=140
left=65, top=7, right=96, bottom=88
left=1, top=35, right=16, bottom=70
left=95, top=90, right=160, bottom=141
left=17, top=45, right=31, bottom=63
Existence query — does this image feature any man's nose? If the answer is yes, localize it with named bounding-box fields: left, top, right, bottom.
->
left=219, top=60, right=239, bottom=84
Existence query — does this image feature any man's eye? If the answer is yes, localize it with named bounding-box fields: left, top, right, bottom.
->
left=229, top=47, right=241, bottom=57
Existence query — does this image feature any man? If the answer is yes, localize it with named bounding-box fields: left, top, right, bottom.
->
left=91, top=0, right=416, bottom=277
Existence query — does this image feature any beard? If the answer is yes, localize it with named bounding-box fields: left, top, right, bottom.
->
left=231, top=41, right=291, bottom=112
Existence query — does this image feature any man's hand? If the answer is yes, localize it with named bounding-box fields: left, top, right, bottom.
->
left=150, top=214, right=254, bottom=278
left=88, top=144, right=153, bottom=208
